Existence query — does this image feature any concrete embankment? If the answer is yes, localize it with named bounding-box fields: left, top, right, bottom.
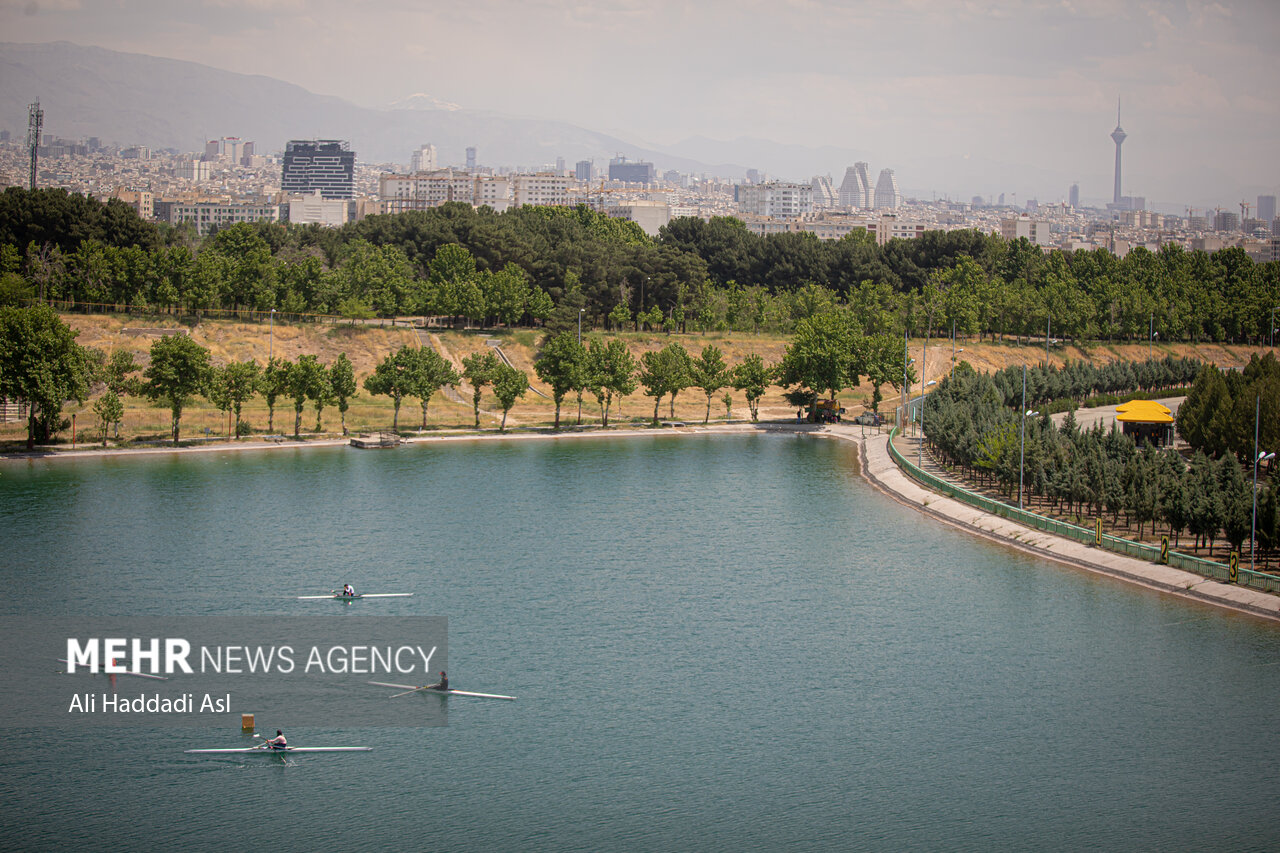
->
left=821, top=423, right=1280, bottom=623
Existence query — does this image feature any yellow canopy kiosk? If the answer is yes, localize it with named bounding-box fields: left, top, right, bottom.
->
left=1115, top=400, right=1175, bottom=446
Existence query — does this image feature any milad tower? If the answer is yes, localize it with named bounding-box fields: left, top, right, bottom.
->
left=1110, top=99, right=1126, bottom=206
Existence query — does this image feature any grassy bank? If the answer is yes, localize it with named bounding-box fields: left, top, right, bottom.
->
left=0, top=314, right=1271, bottom=449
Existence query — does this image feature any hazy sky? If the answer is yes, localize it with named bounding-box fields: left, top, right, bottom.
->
left=4, top=0, right=1277, bottom=208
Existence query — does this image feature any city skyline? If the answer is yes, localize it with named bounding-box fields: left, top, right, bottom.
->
left=2, top=1, right=1277, bottom=209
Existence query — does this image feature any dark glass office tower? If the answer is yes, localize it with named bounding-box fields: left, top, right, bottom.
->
left=282, top=140, right=355, bottom=199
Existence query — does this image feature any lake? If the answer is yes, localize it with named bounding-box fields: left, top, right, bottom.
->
left=3, top=434, right=1279, bottom=851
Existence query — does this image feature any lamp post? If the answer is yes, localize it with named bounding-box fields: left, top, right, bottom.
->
left=918, top=379, right=936, bottom=468
left=1018, top=365, right=1040, bottom=510
left=902, top=330, right=909, bottom=432
left=577, top=307, right=585, bottom=424
left=1252, top=394, right=1276, bottom=571
left=1045, top=315, right=1051, bottom=367
left=1271, top=305, right=1278, bottom=348
left=268, top=308, right=276, bottom=362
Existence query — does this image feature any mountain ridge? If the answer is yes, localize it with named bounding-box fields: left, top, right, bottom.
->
left=0, top=41, right=757, bottom=178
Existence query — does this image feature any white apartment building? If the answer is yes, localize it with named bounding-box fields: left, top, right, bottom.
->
left=380, top=169, right=477, bottom=212
left=287, top=191, right=349, bottom=227
left=475, top=176, right=513, bottom=212
left=605, top=201, right=672, bottom=237
left=177, top=159, right=211, bottom=182
left=512, top=173, right=573, bottom=208
left=874, top=214, right=925, bottom=244
left=1000, top=215, right=1053, bottom=246
left=168, top=201, right=281, bottom=235
left=737, top=182, right=813, bottom=218
left=379, top=170, right=571, bottom=213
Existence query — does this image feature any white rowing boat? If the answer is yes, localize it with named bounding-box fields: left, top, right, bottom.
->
left=296, top=592, right=414, bottom=600
left=368, top=681, right=516, bottom=700
left=185, top=744, right=372, bottom=754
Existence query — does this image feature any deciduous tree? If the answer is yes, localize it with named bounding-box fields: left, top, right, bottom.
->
left=143, top=333, right=211, bottom=445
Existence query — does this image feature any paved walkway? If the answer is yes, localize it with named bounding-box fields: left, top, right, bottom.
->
left=818, top=424, right=1280, bottom=623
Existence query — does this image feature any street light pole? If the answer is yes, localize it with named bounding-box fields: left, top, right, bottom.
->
left=1019, top=365, right=1027, bottom=509
left=1272, top=305, right=1278, bottom=348
left=1252, top=394, right=1276, bottom=571
left=268, top=308, right=276, bottom=362
left=902, top=330, right=908, bottom=433
left=919, top=330, right=928, bottom=468
left=578, top=308, right=585, bottom=424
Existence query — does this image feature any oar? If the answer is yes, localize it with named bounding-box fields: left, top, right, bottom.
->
left=390, top=686, right=429, bottom=698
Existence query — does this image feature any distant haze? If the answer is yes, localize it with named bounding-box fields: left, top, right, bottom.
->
left=1, top=0, right=1277, bottom=211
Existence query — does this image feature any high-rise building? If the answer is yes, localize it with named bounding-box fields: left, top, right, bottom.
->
left=282, top=140, right=355, bottom=199
left=204, top=136, right=248, bottom=162
left=811, top=175, right=837, bottom=208
left=737, top=182, right=813, bottom=218
left=410, top=144, right=437, bottom=173
left=1110, top=100, right=1126, bottom=206
left=873, top=169, right=901, bottom=210
left=465, top=146, right=477, bottom=172
left=1214, top=211, right=1240, bottom=232
left=575, top=160, right=592, bottom=181
left=838, top=163, right=872, bottom=209
left=608, top=156, right=656, bottom=184
left=1069, top=183, right=1080, bottom=209
left=1258, top=195, right=1277, bottom=224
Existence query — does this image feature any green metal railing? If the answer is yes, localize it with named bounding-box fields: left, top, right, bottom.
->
left=887, top=428, right=1280, bottom=595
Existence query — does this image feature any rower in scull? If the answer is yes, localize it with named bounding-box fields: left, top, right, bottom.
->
left=266, top=730, right=287, bottom=749
left=428, top=671, right=448, bottom=691
left=342, top=584, right=355, bottom=597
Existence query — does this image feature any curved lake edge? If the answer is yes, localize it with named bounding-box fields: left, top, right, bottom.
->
left=6, top=419, right=1279, bottom=623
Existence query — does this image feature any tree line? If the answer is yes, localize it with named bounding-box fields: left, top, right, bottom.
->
left=4, top=187, right=1279, bottom=344
left=1176, top=354, right=1280, bottom=464
left=922, top=365, right=1277, bottom=566
left=0, top=303, right=782, bottom=447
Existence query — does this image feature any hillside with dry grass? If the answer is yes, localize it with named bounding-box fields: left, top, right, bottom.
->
left=2, top=314, right=1269, bottom=446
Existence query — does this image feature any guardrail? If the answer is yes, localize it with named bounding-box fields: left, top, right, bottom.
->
left=887, top=427, right=1280, bottom=595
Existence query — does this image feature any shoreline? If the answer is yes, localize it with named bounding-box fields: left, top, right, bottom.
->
left=6, top=419, right=1277, bottom=623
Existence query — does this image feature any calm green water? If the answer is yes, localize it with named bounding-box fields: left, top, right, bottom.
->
left=3, top=434, right=1280, bottom=852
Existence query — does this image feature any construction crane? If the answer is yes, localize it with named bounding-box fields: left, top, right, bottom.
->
left=1241, top=201, right=1251, bottom=222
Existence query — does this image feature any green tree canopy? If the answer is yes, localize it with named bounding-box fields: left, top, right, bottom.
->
left=143, top=333, right=212, bottom=445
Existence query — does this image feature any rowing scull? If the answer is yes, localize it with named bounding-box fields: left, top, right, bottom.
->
left=296, top=593, right=414, bottom=600
left=368, top=681, right=516, bottom=700
left=185, top=745, right=372, bottom=754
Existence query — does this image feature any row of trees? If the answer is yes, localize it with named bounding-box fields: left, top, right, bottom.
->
left=532, top=334, right=773, bottom=429
left=922, top=367, right=1277, bottom=563
left=5, top=188, right=1279, bottom=344
left=137, top=336, right=360, bottom=444
left=5, top=229, right=557, bottom=327
left=1177, top=354, right=1280, bottom=464
left=988, top=356, right=1204, bottom=410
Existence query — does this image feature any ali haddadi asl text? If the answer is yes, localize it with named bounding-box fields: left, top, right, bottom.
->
left=67, top=692, right=231, bottom=715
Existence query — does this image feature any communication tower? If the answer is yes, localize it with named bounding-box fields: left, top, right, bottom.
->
left=27, top=99, right=43, bottom=191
